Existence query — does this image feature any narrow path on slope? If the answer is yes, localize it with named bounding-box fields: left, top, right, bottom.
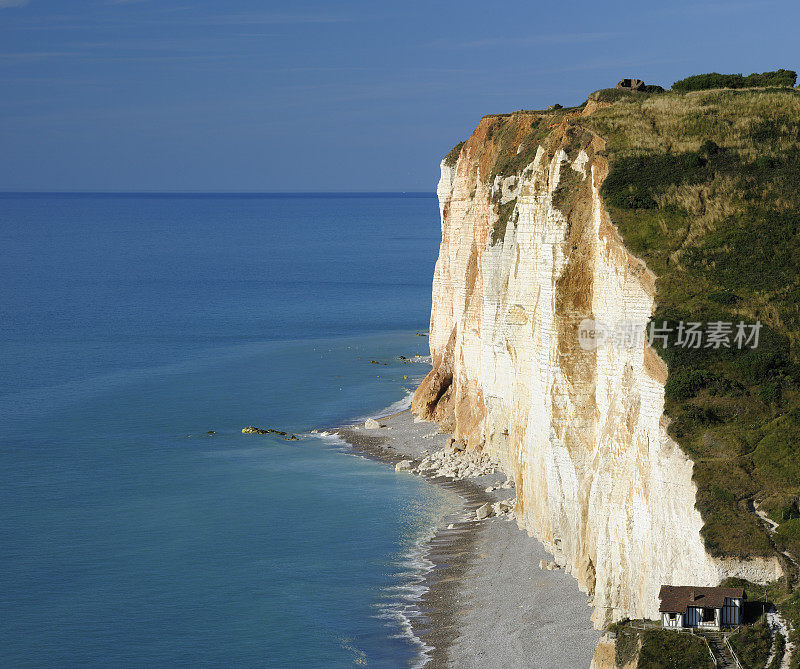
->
left=752, top=501, right=797, bottom=669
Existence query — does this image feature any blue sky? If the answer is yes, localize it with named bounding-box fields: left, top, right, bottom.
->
left=0, top=0, right=797, bottom=191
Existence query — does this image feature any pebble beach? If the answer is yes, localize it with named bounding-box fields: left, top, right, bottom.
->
left=336, top=409, right=601, bottom=668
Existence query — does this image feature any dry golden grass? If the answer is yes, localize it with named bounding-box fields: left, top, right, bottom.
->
left=587, top=89, right=800, bottom=159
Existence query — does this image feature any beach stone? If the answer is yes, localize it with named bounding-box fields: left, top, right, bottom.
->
left=492, top=500, right=513, bottom=515
left=475, top=503, right=493, bottom=520
left=364, top=418, right=380, bottom=429
left=395, top=460, right=414, bottom=472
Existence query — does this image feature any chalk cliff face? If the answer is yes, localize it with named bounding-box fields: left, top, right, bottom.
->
left=413, top=113, right=781, bottom=626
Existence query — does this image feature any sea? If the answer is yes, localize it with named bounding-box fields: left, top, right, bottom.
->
left=0, top=192, right=460, bottom=667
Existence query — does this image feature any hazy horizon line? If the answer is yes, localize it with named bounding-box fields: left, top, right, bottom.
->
left=0, top=190, right=437, bottom=196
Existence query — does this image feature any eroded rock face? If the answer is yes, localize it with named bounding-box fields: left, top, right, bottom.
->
left=413, top=117, right=781, bottom=625
left=590, top=634, right=624, bottom=669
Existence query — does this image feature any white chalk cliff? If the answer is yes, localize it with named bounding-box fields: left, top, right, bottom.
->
left=413, top=114, right=781, bottom=626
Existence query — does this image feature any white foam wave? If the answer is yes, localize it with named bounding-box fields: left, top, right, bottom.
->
left=371, top=525, right=443, bottom=668
left=308, top=391, right=459, bottom=667
left=306, top=431, right=350, bottom=451
left=408, top=355, right=432, bottom=365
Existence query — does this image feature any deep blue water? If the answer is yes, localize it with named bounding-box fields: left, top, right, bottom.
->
left=0, top=193, right=458, bottom=667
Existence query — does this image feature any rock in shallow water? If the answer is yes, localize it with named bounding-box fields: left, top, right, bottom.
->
left=241, top=426, right=299, bottom=441
left=364, top=418, right=381, bottom=429
left=242, top=426, right=269, bottom=434
left=395, top=460, right=415, bottom=472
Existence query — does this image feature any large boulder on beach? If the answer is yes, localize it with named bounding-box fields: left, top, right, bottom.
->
left=364, top=418, right=380, bottom=429
left=444, top=438, right=466, bottom=456
left=492, top=500, right=513, bottom=515
left=475, top=503, right=493, bottom=520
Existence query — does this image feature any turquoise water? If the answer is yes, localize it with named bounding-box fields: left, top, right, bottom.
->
left=0, top=193, right=457, bottom=667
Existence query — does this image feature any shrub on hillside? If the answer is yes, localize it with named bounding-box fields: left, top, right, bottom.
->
left=588, top=88, right=633, bottom=103
left=768, top=632, right=785, bottom=669
left=672, top=69, right=797, bottom=91
left=729, top=619, right=772, bottom=669
left=637, top=629, right=714, bottom=668
left=588, top=85, right=665, bottom=103
left=665, top=369, right=715, bottom=401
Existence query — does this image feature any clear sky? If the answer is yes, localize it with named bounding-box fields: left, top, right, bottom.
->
left=1, top=0, right=798, bottom=192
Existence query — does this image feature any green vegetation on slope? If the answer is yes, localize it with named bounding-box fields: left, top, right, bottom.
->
left=728, top=618, right=772, bottom=669
left=612, top=623, right=714, bottom=668
left=768, top=631, right=786, bottom=669
left=589, top=87, right=666, bottom=103
left=637, top=630, right=715, bottom=669
left=581, top=87, right=800, bottom=560
left=723, top=578, right=800, bottom=669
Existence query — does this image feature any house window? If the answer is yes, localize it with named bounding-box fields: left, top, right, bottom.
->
left=701, top=608, right=715, bottom=623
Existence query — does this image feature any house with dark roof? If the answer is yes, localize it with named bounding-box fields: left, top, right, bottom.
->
left=659, top=585, right=745, bottom=630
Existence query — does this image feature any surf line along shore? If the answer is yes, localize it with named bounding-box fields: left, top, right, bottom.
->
left=335, top=409, right=600, bottom=669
